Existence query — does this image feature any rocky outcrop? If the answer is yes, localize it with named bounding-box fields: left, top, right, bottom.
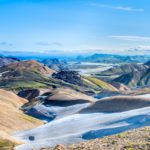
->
left=52, top=71, right=83, bottom=86
left=18, top=88, right=52, bottom=101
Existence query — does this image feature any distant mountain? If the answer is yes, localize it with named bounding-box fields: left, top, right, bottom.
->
left=41, top=58, right=69, bottom=71
left=100, top=63, right=148, bottom=76
left=0, top=56, right=19, bottom=67
left=144, top=60, right=150, bottom=66
left=114, top=68, right=150, bottom=88
left=77, top=54, right=150, bottom=63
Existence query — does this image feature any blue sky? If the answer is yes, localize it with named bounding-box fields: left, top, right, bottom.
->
left=0, top=0, right=150, bottom=55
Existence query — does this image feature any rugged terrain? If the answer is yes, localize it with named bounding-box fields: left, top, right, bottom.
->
left=0, top=60, right=118, bottom=95
left=44, top=126, right=150, bottom=150
left=0, top=56, right=149, bottom=150
left=13, top=94, right=150, bottom=150
left=114, top=68, right=150, bottom=88
left=100, top=63, right=148, bottom=76
left=94, top=62, right=150, bottom=88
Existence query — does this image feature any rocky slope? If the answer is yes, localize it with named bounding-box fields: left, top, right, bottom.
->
left=45, top=126, right=150, bottom=150
left=114, top=68, right=150, bottom=88
left=100, top=63, right=148, bottom=76
left=96, top=62, right=150, bottom=88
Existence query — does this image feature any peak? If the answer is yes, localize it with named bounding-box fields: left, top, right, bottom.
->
left=24, top=60, right=38, bottom=64
left=21, top=60, right=41, bottom=66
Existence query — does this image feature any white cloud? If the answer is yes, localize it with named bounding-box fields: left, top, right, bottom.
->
left=127, top=45, right=150, bottom=55
left=137, top=45, right=150, bottom=50
left=110, top=35, right=150, bottom=42
left=36, top=42, right=62, bottom=46
left=0, top=42, right=13, bottom=46
left=90, top=3, right=144, bottom=12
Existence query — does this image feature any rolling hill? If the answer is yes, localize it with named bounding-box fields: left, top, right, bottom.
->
left=0, top=60, right=56, bottom=90
left=80, top=95, right=150, bottom=113
left=21, top=88, right=95, bottom=121
left=0, top=89, right=42, bottom=133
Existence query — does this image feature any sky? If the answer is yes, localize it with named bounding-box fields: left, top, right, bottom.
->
left=0, top=0, right=150, bottom=55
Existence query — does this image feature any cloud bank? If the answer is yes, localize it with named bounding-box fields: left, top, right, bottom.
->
left=36, top=42, right=62, bottom=46
left=90, top=3, right=144, bottom=12
left=111, top=35, right=150, bottom=42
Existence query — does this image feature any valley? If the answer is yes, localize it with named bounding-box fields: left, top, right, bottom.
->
left=1, top=1, right=150, bottom=149
left=0, top=55, right=150, bottom=150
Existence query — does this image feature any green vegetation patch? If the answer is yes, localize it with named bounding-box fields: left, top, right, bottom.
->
left=0, top=139, right=15, bottom=150
left=83, top=76, right=117, bottom=91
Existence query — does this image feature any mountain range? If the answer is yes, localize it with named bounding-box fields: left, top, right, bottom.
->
left=76, top=54, right=150, bottom=63
left=0, top=55, right=150, bottom=150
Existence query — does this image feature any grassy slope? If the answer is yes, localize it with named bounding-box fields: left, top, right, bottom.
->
left=0, top=89, right=42, bottom=133
left=0, top=139, right=16, bottom=150
left=83, top=76, right=118, bottom=91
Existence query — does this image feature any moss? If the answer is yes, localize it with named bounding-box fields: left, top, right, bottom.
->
left=117, top=132, right=127, bottom=138
left=0, top=139, right=15, bottom=150
left=124, top=143, right=135, bottom=150
left=111, top=140, right=117, bottom=145
left=83, top=76, right=117, bottom=91
left=0, top=81, right=48, bottom=91
left=18, top=114, right=40, bottom=123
